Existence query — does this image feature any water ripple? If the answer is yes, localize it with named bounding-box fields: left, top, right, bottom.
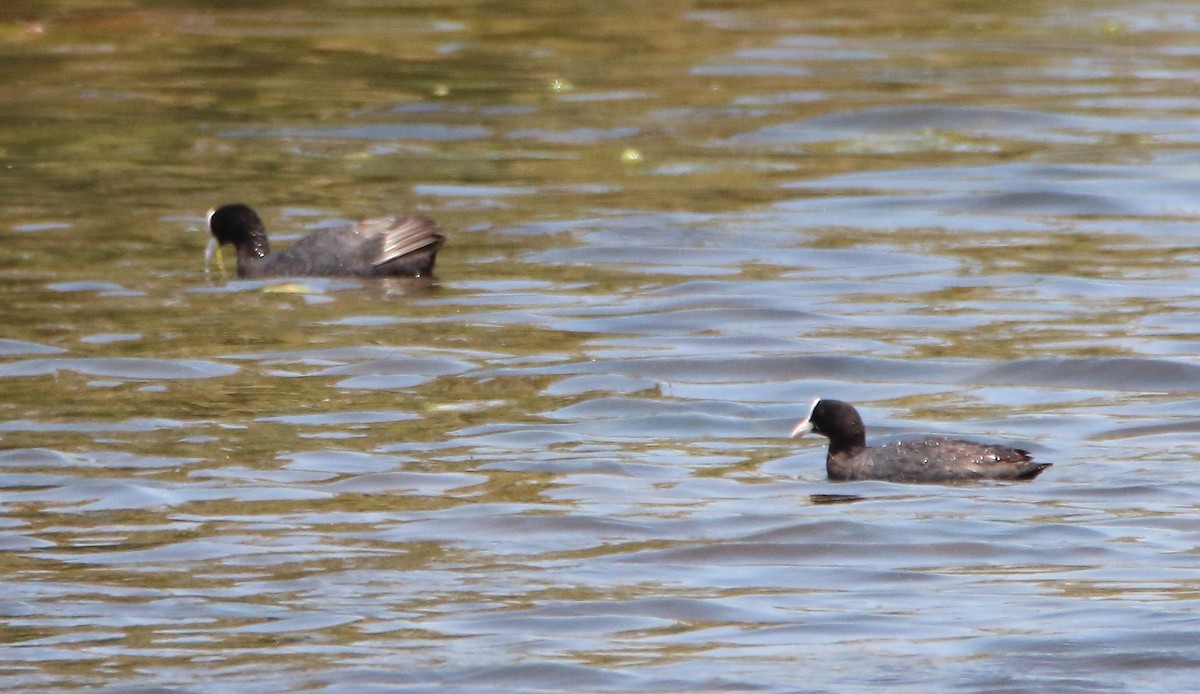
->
left=0, top=358, right=237, bottom=380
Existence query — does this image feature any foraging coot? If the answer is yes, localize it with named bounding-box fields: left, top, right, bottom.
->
left=205, top=203, right=445, bottom=278
left=790, top=398, right=1050, bottom=483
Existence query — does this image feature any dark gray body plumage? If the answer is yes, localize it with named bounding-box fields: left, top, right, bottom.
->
left=825, top=435, right=1044, bottom=483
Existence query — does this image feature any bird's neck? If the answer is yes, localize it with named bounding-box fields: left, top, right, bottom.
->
left=825, top=438, right=868, bottom=480
left=828, top=438, right=866, bottom=460
left=238, top=232, right=270, bottom=264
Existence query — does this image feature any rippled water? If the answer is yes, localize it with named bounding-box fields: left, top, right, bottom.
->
left=3, top=1, right=1200, bottom=691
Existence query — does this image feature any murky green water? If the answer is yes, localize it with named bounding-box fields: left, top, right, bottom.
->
left=3, top=1, right=1200, bottom=691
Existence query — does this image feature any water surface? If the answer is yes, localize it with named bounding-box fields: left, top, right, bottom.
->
left=2, top=1, right=1200, bottom=691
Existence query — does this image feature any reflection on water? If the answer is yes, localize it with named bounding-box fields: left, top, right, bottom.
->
left=3, top=0, right=1200, bottom=691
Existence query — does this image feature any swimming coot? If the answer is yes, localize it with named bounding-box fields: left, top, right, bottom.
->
left=205, top=203, right=445, bottom=278
left=790, top=397, right=1049, bottom=483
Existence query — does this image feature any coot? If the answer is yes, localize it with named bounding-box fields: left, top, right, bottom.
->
left=790, top=397, right=1049, bottom=483
left=205, top=203, right=445, bottom=278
